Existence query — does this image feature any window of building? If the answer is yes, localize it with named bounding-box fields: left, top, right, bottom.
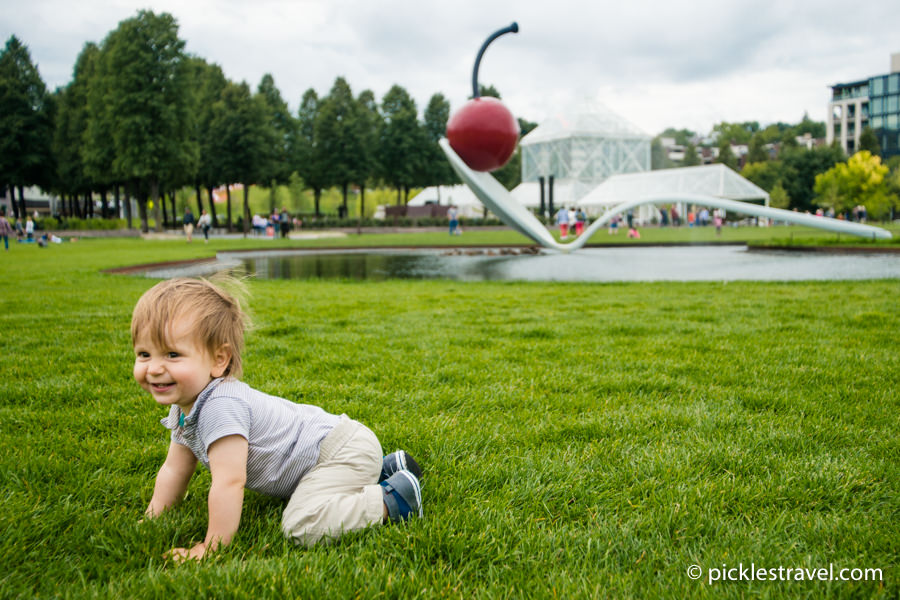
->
left=887, top=114, right=898, bottom=129
left=872, top=77, right=884, bottom=96
left=887, top=95, right=899, bottom=113
left=872, top=97, right=883, bottom=114
left=872, top=116, right=883, bottom=128
left=889, top=74, right=900, bottom=94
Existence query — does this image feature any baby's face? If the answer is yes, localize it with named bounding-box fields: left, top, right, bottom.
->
left=133, top=317, right=227, bottom=414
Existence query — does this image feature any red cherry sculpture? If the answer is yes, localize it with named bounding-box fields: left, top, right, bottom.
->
left=446, top=23, right=520, bottom=172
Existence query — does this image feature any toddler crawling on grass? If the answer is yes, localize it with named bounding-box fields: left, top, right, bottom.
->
left=132, top=277, right=422, bottom=561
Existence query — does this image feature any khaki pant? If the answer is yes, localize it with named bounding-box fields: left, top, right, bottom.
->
left=282, top=416, right=384, bottom=546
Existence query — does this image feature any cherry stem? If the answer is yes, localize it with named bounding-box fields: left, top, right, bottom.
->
left=472, top=23, right=519, bottom=99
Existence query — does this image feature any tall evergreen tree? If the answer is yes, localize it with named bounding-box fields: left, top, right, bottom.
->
left=190, top=58, right=228, bottom=227
left=316, top=77, right=365, bottom=215
left=257, top=73, right=296, bottom=189
left=379, top=85, right=419, bottom=204
left=0, top=35, right=52, bottom=218
left=210, top=81, right=272, bottom=234
left=96, top=10, right=193, bottom=232
left=421, top=93, right=456, bottom=190
left=354, top=89, right=380, bottom=218
left=295, top=88, right=328, bottom=217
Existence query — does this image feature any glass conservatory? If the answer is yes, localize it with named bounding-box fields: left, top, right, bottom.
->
left=518, top=99, right=651, bottom=209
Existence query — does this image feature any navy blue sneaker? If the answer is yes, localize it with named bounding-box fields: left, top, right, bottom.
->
left=380, top=450, right=422, bottom=483
left=380, top=470, right=423, bottom=522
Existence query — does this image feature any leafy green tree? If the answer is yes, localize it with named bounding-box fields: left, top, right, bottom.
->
left=780, top=144, right=844, bottom=211
left=188, top=58, right=228, bottom=227
left=0, top=35, right=53, bottom=218
left=814, top=150, right=897, bottom=219
left=355, top=89, right=381, bottom=217
left=257, top=73, right=296, bottom=190
left=713, top=121, right=758, bottom=145
left=421, top=93, right=455, bottom=186
left=683, top=143, right=701, bottom=167
left=316, top=77, right=366, bottom=215
left=858, top=126, right=881, bottom=157
left=659, top=127, right=695, bottom=146
left=747, top=133, right=769, bottom=163
left=96, top=10, right=194, bottom=232
left=769, top=181, right=790, bottom=209
left=478, top=83, right=501, bottom=99
left=715, top=139, right=738, bottom=170
left=791, top=112, right=826, bottom=139
left=741, top=161, right=795, bottom=195
left=379, top=85, right=420, bottom=204
left=295, top=88, right=330, bottom=217
left=210, top=80, right=272, bottom=234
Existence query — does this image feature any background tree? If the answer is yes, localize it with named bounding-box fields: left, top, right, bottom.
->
left=683, top=143, right=701, bottom=167
left=0, top=35, right=53, bottom=218
left=715, top=138, right=738, bottom=170
left=354, top=89, right=380, bottom=218
left=780, top=144, right=844, bottom=212
left=295, top=88, right=328, bottom=218
left=257, top=73, right=296, bottom=209
left=316, top=77, right=365, bottom=217
left=712, top=121, right=758, bottom=145
left=747, top=133, right=769, bottom=163
left=99, top=10, right=193, bottom=232
left=189, top=58, right=228, bottom=227
left=379, top=85, right=419, bottom=204
left=814, top=150, right=897, bottom=219
left=210, top=80, right=272, bottom=234
left=420, top=93, right=456, bottom=192
left=858, top=126, right=881, bottom=157
left=768, top=182, right=790, bottom=209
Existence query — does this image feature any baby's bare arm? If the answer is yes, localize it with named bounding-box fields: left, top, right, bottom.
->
left=167, top=434, right=248, bottom=562
left=146, top=442, right=197, bottom=517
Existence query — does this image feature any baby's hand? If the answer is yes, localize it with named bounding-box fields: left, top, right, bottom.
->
left=164, top=543, right=207, bottom=563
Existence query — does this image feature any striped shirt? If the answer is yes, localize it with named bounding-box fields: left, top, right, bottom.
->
left=160, top=378, right=340, bottom=498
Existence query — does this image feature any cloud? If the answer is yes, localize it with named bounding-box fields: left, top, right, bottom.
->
left=3, top=0, right=900, bottom=135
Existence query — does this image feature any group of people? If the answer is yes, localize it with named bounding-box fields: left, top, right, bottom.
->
left=181, top=208, right=213, bottom=243
left=250, top=208, right=296, bottom=238
left=0, top=208, right=37, bottom=250
left=555, top=206, right=588, bottom=239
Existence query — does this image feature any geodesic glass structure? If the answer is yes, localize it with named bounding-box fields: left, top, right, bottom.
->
left=520, top=100, right=651, bottom=202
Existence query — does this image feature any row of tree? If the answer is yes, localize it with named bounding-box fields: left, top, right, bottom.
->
left=3, top=9, right=897, bottom=229
left=2, top=10, right=513, bottom=232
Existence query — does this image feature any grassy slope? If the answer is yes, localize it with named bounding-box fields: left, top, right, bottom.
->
left=0, top=237, right=897, bottom=599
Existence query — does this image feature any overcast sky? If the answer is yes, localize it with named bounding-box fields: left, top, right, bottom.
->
left=3, top=0, right=899, bottom=136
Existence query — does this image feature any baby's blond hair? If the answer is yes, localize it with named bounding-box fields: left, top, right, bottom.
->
left=131, top=277, right=249, bottom=378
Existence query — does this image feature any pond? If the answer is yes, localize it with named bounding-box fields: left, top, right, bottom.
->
left=139, top=245, right=900, bottom=282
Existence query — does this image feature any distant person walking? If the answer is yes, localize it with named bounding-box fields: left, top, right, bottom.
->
left=0, top=208, right=13, bottom=251
left=183, top=207, right=195, bottom=243
left=25, top=217, right=35, bottom=242
left=575, top=208, right=586, bottom=236
left=280, top=208, right=292, bottom=238
left=448, top=205, right=459, bottom=235
left=556, top=207, right=570, bottom=239
left=197, top=209, right=212, bottom=244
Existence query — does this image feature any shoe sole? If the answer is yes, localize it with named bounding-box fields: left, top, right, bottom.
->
left=396, top=469, right=423, bottom=518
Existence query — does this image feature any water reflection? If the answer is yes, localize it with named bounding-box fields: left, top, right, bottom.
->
left=216, top=246, right=900, bottom=282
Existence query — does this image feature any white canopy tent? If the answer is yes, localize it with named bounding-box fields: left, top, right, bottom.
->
left=577, top=164, right=770, bottom=225
left=407, top=184, right=485, bottom=218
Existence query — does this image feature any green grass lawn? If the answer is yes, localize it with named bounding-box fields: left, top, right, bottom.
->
left=1, top=237, right=898, bottom=598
